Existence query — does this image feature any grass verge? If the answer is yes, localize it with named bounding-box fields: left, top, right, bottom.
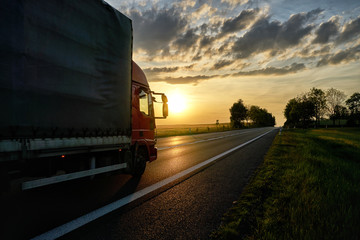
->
left=212, top=128, right=360, bottom=240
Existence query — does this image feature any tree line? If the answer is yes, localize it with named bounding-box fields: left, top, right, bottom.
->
left=230, top=99, right=276, bottom=128
left=284, top=88, right=360, bottom=128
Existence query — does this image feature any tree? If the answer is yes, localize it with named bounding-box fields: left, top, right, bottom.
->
left=248, top=105, right=275, bottom=127
left=307, top=88, right=326, bottom=127
left=346, top=92, right=360, bottom=126
left=346, top=92, right=360, bottom=114
left=230, top=99, right=248, bottom=128
left=333, top=105, right=348, bottom=126
left=248, top=106, right=262, bottom=126
left=284, top=97, right=315, bottom=128
left=284, top=98, right=300, bottom=127
left=299, top=98, right=316, bottom=127
left=326, top=88, right=346, bottom=126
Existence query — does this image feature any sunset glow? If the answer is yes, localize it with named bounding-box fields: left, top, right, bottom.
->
left=168, top=92, right=187, bottom=114
left=107, top=0, right=360, bottom=126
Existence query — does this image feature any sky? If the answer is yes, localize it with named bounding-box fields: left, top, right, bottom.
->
left=106, top=0, right=360, bottom=126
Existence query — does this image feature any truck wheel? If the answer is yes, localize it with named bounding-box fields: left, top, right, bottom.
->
left=132, top=147, right=147, bottom=177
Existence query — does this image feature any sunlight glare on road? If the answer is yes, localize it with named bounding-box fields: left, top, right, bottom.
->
left=168, top=91, right=187, bottom=114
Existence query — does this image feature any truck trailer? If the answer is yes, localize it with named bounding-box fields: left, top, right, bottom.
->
left=0, top=0, right=168, bottom=193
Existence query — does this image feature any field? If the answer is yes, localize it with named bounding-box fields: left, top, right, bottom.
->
left=156, top=123, right=232, bottom=138
left=212, top=128, right=360, bottom=239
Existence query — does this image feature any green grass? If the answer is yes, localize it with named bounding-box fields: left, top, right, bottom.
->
left=156, top=123, right=233, bottom=138
left=319, top=119, right=348, bottom=126
left=212, top=128, right=360, bottom=240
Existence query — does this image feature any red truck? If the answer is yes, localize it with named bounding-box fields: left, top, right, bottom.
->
left=0, top=0, right=168, bottom=193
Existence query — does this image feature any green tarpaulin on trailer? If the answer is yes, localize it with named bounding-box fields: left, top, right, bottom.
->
left=0, top=0, right=132, bottom=138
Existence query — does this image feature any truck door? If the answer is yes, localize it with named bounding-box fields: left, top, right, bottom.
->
left=132, top=85, right=155, bottom=143
left=138, top=88, right=155, bottom=133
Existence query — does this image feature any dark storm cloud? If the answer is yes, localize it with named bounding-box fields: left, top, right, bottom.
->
left=232, top=9, right=323, bottom=58
left=200, top=23, right=208, bottom=34
left=317, top=44, right=360, bottom=66
left=150, top=75, right=218, bottom=85
left=312, top=45, right=331, bottom=56
left=219, top=8, right=259, bottom=36
left=173, top=28, right=200, bottom=50
left=199, top=36, right=215, bottom=48
left=312, top=18, right=339, bottom=44
left=233, top=63, right=306, bottom=76
left=336, top=16, right=360, bottom=44
left=192, top=53, right=202, bottom=61
left=200, top=22, right=221, bottom=35
left=211, top=60, right=234, bottom=70
left=143, top=66, right=179, bottom=74
left=143, top=64, right=196, bottom=74
left=185, top=64, right=196, bottom=69
left=217, top=36, right=237, bottom=54
left=148, top=62, right=306, bottom=85
left=232, top=18, right=280, bottom=58
left=129, top=7, right=187, bottom=55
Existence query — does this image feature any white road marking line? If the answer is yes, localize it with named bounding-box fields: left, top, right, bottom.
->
left=157, top=129, right=258, bottom=150
left=31, top=129, right=274, bottom=240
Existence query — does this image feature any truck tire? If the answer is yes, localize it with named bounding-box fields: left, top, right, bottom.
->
left=132, top=147, right=147, bottom=177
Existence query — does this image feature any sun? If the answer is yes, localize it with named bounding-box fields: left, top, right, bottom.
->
left=168, top=92, right=187, bottom=114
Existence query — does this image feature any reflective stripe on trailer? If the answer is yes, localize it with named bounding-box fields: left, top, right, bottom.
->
left=22, top=163, right=127, bottom=190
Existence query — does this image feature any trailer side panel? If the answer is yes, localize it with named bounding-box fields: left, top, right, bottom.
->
left=0, top=0, right=132, bottom=139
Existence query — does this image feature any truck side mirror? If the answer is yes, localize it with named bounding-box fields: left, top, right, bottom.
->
left=162, top=94, right=168, bottom=103
left=152, top=92, right=168, bottom=119
left=163, top=102, right=168, bottom=118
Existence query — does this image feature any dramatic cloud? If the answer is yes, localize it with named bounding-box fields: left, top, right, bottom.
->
left=233, top=63, right=306, bottom=76
left=311, top=45, right=331, bottom=56
left=172, top=0, right=196, bottom=11
left=129, top=7, right=187, bottom=55
left=144, top=64, right=196, bottom=76
left=123, top=2, right=359, bottom=86
left=199, top=22, right=221, bottom=35
left=109, top=0, right=360, bottom=126
left=150, top=75, right=218, bottom=85
left=199, top=36, right=216, bottom=49
left=232, top=9, right=323, bottom=58
left=148, top=62, right=306, bottom=85
left=211, top=60, right=234, bottom=70
left=143, top=63, right=200, bottom=84
left=143, top=66, right=179, bottom=74
left=232, top=18, right=280, bottom=58
left=312, top=17, right=339, bottom=44
left=317, top=44, right=360, bottom=66
left=184, top=64, right=196, bottom=69
left=192, top=3, right=217, bottom=19
left=219, top=8, right=259, bottom=36
left=221, top=0, right=249, bottom=7
left=336, top=16, right=360, bottom=44
left=173, top=28, right=200, bottom=51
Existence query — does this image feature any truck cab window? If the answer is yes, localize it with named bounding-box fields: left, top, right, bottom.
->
left=139, top=90, right=149, bottom=115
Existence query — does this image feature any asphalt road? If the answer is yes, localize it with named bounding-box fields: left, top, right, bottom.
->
left=0, top=127, right=277, bottom=240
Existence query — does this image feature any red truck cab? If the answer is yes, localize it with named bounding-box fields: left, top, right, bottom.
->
left=130, top=61, right=168, bottom=175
